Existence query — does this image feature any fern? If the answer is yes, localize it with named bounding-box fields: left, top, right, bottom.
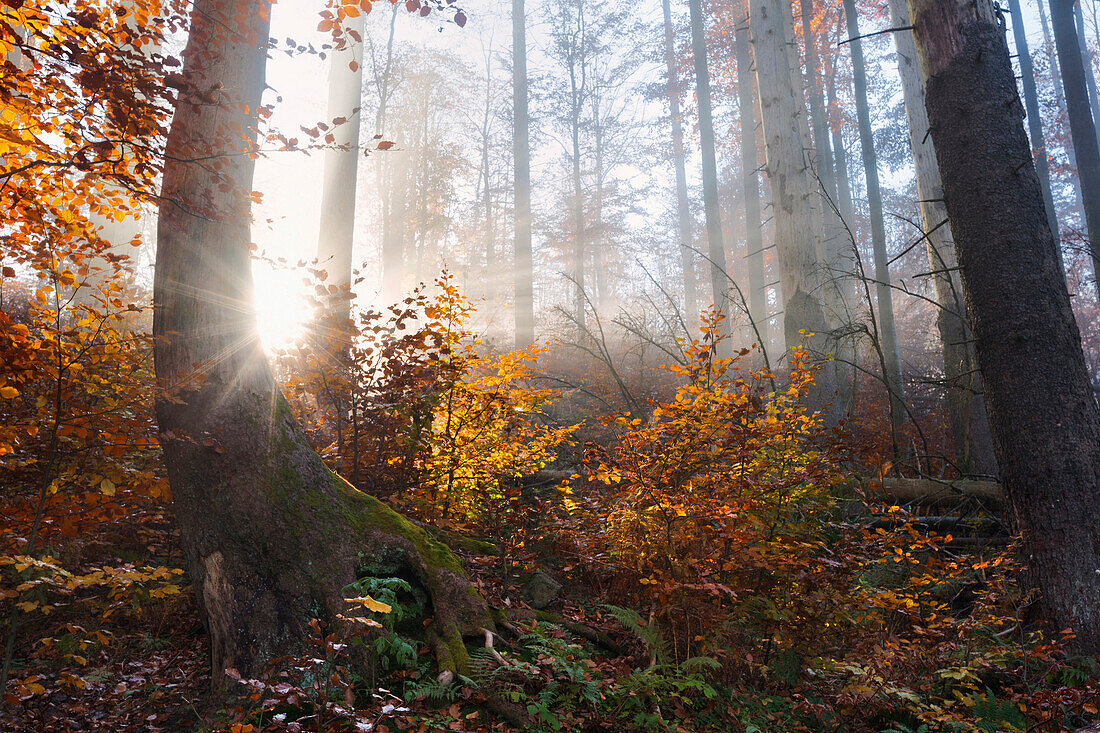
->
left=602, top=603, right=669, bottom=665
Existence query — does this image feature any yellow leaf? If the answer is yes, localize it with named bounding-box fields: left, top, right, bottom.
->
left=99, top=478, right=115, bottom=496
left=346, top=595, right=392, bottom=614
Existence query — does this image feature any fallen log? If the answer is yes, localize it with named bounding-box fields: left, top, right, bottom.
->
left=877, top=478, right=1003, bottom=506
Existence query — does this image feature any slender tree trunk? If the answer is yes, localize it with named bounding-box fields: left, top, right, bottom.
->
left=688, top=0, right=730, bottom=344
left=800, top=0, right=854, bottom=410
left=826, top=63, right=858, bottom=302
left=661, top=0, right=698, bottom=329
left=316, top=10, right=366, bottom=335
left=843, top=0, right=907, bottom=431
left=889, top=0, right=998, bottom=477
left=376, top=4, right=402, bottom=305
left=750, top=0, right=840, bottom=419
left=905, top=0, right=1100, bottom=652
left=735, top=5, right=768, bottom=359
left=154, top=0, right=491, bottom=682
left=1077, top=0, right=1100, bottom=150
left=1007, top=0, right=1062, bottom=250
left=570, top=91, right=585, bottom=328
left=513, top=0, right=535, bottom=347
left=1053, top=0, right=1100, bottom=297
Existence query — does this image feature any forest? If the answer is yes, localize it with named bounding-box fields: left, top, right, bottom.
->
left=4, top=0, right=1100, bottom=730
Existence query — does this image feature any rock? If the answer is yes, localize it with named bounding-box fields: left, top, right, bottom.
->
left=521, top=571, right=562, bottom=609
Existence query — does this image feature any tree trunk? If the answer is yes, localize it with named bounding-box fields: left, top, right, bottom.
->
left=569, top=36, right=586, bottom=330
left=1077, top=0, right=1100, bottom=151
left=905, top=0, right=1100, bottom=652
left=735, top=4, right=768, bottom=359
left=513, top=0, right=535, bottom=347
left=154, top=0, right=491, bottom=682
left=1053, top=0, right=1100, bottom=298
left=889, top=0, right=998, bottom=477
left=375, top=3, right=402, bottom=305
left=661, top=0, right=698, bottom=329
left=1007, top=0, right=1061, bottom=249
left=800, top=0, right=854, bottom=411
left=843, top=0, right=907, bottom=434
left=688, top=0, right=730, bottom=344
left=749, top=0, right=840, bottom=420
left=316, top=10, right=366, bottom=332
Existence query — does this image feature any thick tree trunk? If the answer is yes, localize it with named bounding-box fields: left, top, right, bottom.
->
left=688, top=0, right=730, bottom=344
left=1007, top=0, right=1061, bottom=248
left=843, top=0, right=907, bottom=434
left=905, top=0, right=1100, bottom=652
left=661, top=0, right=698, bottom=328
left=1053, top=0, right=1100, bottom=298
left=889, top=0, right=998, bottom=477
left=735, top=5, right=768, bottom=359
left=154, top=0, right=491, bottom=682
left=513, top=0, right=535, bottom=347
left=750, top=0, right=840, bottom=420
left=316, top=10, right=366, bottom=331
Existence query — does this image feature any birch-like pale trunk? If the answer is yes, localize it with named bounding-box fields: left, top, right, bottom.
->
left=735, top=4, right=767, bottom=360
left=316, top=9, right=366, bottom=331
left=513, top=0, right=535, bottom=346
left=889, top=0, right=998, bottom=477
left=661, top=0, right=697, bottom=327
left=749, top=0, right=840, bottom=420
left=688, top=0, right=730, bottom=347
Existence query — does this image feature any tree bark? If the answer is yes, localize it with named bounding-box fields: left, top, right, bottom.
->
left=749, top=0, right=840, bottom=420
left=735, top=4, right=768, bottom=359
left=513, top=0, right=535, bottom=347
left=662, top=0, right=698, bottom=329
left=688, top=0, right=730, bottom=346
left=843, top=0, right=907, bottom=434
left=316, top=9, right=366, bottom=332
left=154, top=0, right=491, bottom=682
left=889, top=0, right=998, bottom=477
left=905, top=0, right=1100, bottom=652
left=1053, top=0, right=1100, bottom=298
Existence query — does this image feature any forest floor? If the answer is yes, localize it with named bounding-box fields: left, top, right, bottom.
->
left=0, top=491, right=711, bottom=733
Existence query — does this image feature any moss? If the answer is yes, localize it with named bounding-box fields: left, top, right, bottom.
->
left=329, top=472, right=465, bottom=574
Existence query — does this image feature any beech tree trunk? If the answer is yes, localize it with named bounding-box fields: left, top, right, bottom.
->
left=843, top=0, right=907, bottom=433
left=688, top=0, right=730, bottom=343
left=905, top=0, right=1100, bottom=652
left=888, top=0, right=998, bottom=477
left=750, top=0, right=840, bottom=420
left=154, top=0, right=491, bottom=681
left=1007, top=0, right=1061, bottom=247
left=513, top=0, right=535, bottom=347
left=735, top=5, right=768, bottom=358
left=316, top=10, right=366, bottom=331
left=800, top=0, right=855, bottom=411
left=1053, top=0, right=1100, bottom=298
left=661, top=0, right=697, bottom=328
